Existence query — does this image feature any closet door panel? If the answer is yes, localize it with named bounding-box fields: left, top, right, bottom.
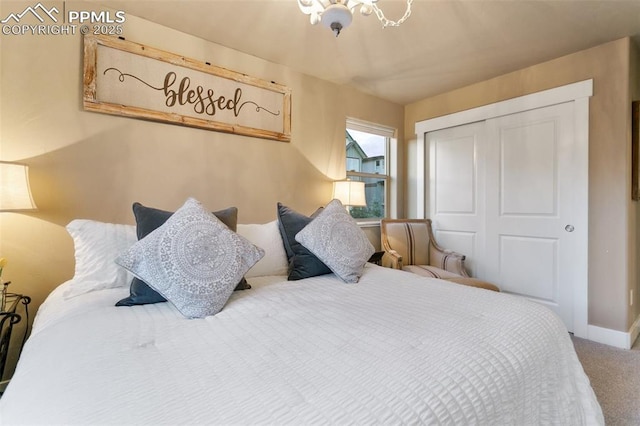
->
left=427, top=122, right=485, bottom=277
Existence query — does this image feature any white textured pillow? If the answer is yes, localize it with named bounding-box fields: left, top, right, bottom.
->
left=295, top=199, right=374, bottom=283
left=116, top=198, right=264, bottom=318
left=64, top=219, right=137, bottom=299
left=236, top=221, right=288, bottom=277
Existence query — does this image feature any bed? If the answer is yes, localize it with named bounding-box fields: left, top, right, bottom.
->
left=0, top=200, right=603, bottom=425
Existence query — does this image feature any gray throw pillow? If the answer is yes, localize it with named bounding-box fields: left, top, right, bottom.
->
left=295, top=199, right=374, bottom=283
left=116, top=198, right=264, bottom=318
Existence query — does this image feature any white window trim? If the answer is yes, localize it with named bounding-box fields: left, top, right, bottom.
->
left=346, top=117, right=397, bottom=222
left=347, top=118, right=396, bottom=138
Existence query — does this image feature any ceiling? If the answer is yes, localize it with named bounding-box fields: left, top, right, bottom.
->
left=92, top=0, right=640, bottom=105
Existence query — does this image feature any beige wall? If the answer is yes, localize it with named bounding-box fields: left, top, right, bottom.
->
left=0, top=1, right=403, bottom=374
left=405, top=38, right=635, bottom=332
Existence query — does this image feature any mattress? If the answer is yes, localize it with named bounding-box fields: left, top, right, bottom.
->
left=0, top=264, right=603, bottom=425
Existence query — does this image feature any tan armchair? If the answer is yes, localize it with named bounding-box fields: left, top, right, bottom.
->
left=380, top=219, right=499, bottom=291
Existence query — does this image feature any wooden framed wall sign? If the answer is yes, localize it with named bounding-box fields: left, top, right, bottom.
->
left=83, top=35, right=291, bottom=142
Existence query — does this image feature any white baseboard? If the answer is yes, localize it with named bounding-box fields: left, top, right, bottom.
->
left=586, top=315, right=640, bottom=349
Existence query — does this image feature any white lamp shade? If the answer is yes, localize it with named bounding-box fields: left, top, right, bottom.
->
left=333, top=180, right=366, bottom=207
left=0, top=162, right=37, bottom=211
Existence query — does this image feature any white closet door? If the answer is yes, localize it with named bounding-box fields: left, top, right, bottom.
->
left=427, top=122, right=486, bottom=277
left=484, top=102, right=579, bottom=331
left=428, top=101, right=585, bottom=332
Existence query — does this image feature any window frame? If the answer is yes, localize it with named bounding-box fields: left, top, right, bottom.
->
left=345, top=118, right=395, bottom=223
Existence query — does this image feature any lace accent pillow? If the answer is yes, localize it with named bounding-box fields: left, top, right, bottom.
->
left=116, top=203, right=248, bottom=307
left=116, top=198, right=264, bottom=318
left=295, top=199, right=374, bottom=283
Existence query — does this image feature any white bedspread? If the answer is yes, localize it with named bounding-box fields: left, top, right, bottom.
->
left=0, top=265, right=603, bottom=425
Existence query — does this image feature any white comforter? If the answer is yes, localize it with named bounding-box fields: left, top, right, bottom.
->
left=0, top=265, right=603, bottom=425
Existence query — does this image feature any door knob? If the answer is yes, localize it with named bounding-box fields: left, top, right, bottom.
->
left=565, top=225, right=575, bottom=232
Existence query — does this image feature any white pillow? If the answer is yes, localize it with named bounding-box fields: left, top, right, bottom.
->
left=236, top=221, right=288, bottom=277
left=116, top=198, right=264, bottom=318
left=295, top=199, right=374, bottom=283
left=64, top=219, right=137, bottom=299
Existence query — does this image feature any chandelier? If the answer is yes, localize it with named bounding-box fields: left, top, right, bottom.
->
left=297, top=0, right=413, bottom=37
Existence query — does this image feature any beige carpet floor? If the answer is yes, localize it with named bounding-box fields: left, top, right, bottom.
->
left=572, top=336, right=640, bottom=425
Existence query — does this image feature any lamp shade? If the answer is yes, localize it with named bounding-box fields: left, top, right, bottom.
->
left=0, top=162, right=37, bottom=211
left=333, top=180, right=366, bottom=207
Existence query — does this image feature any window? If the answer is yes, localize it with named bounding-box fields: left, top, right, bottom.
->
left=346, top=157, right=361, bottom=172
left=345, top=118, right=394, bottom=220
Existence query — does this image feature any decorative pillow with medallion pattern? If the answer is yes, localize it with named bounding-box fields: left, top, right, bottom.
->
left=295, top=199, right=374, bottom=283
left=116, top=202, right=249, bottom=307
left=116, top=198, right=264, bottom=318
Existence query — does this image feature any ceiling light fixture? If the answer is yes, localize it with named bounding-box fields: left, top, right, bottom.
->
left=297, top=0, right=413, bottom=37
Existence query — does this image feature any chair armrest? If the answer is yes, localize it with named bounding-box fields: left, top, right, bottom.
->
left=429, top=246, right=470, bottom=277
left=382, top=250, right=403, bottom=269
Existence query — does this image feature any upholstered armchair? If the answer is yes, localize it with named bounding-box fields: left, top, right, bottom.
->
left=380, top=219, right=499, bottom=291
